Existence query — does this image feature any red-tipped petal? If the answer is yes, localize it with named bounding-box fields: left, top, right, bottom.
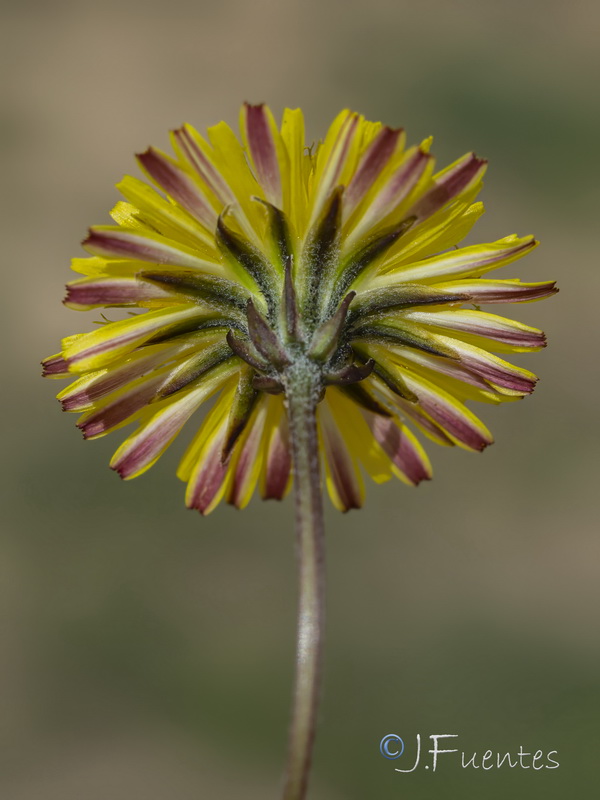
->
left=261, top=399, right=292, bottom=500
left=64, top=277, right=172, bottom=309
left=367, top=414, right=432, bottom=485
left=378, top=235, right=539, bottom=284
left=401, top=372, right=493, bottom=451
left=83, top=227, right=223, bottom=274
left=411, top=153, right=487, bottom=221
left=310, top=111, right=360, bottom=225
left=435, top=279, right=558, bottom=304
left=242, top=103, right=283, bottom=207
left=111, top=374, right=228, bottom=479
left=262, top=426, right=291, bottom=500
left=59, top=344, right=178, bottom=411
left=77, top=375, right=165, bottom=439
left=172, top=125, right=234, bottom=206
left=227, top=401, right=268, bottom=509
left=318, top=402, right=364, bottom=511
left=137, top=147, right=216, bottom=227
left=345, top=147, right=431, bottom=247
left=42, top=354, right=70, bottom=377
left=63, top=306, right=212, bottom=373
left=344, top=126, right=403, bottom=219
left=186, top=431, right=231, bottom=514
left=393, top=395, right=455, bottom=447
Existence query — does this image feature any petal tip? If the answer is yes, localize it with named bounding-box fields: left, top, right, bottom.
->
left=110, top=462, right=127, bottom=480
left=479, top=434, right=494, bottom=451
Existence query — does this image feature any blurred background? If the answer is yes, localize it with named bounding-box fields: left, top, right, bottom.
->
left=1, top=0, right=598, bottom=797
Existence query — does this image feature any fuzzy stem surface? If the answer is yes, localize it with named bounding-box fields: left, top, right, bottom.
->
left=281, top=359, right=325, bottom=800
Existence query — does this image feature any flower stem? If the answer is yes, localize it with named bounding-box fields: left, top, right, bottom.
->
left=282, top=360, right=325, bottom=800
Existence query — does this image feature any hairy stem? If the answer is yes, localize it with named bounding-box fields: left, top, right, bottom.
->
left=282, top=359, right=325, bottom=800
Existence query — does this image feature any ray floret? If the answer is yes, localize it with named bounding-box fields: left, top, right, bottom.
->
left=44, top=103, right=556, bottom=513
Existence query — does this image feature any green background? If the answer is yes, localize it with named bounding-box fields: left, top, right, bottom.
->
left=2, top=0, right=598, bottom=797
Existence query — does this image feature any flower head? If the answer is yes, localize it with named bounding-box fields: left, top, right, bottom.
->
left=43, top=105, right=556, bottom=513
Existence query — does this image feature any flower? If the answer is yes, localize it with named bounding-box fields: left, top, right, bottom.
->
left=43, top=104, right=557, bottom=514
